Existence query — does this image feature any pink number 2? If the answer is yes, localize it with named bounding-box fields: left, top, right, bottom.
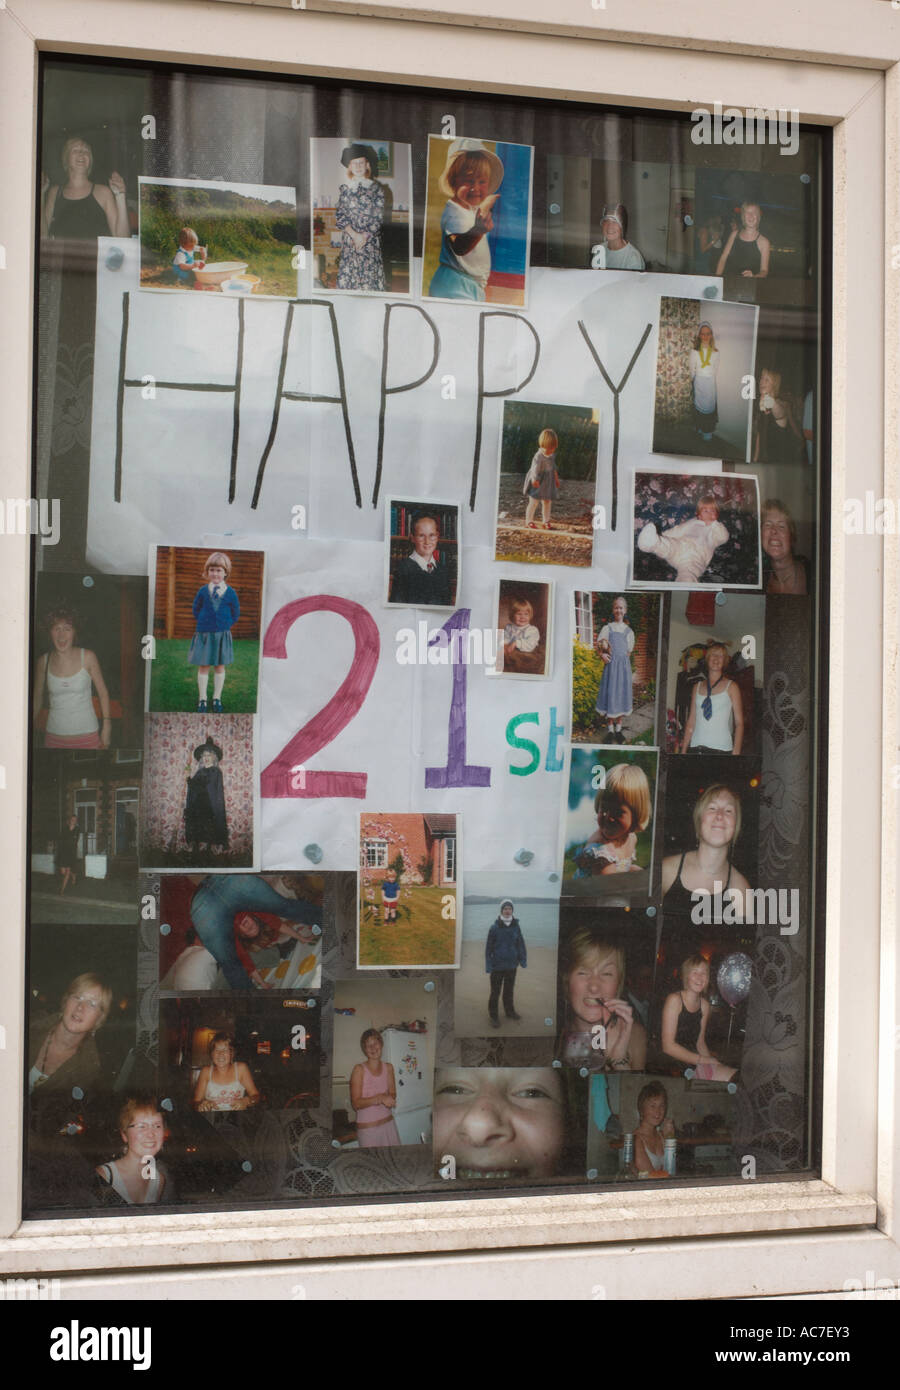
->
left=261, top=595, right=380, bottom=799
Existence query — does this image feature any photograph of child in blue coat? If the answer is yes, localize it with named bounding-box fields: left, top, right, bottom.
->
left=148, top=546, right=264, bottom=714
left=485, top=899, right=528, bottom=1028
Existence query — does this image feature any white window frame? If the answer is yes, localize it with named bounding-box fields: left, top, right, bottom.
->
left=364, top=839, right=389, bottom=870
left=1, top=0, right=898, bottom=1299
left=575, top=591, right=594, bottom=647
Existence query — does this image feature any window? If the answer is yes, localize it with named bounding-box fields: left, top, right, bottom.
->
left=364, top=840, right=388, bottom=869
left=3, top=2, right=895, bottom=1301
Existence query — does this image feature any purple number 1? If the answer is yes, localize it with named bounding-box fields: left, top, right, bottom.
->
left=425, top=609, right=491, bottom=789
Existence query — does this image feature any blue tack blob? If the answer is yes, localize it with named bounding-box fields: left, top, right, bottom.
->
left=514, top=848, right=534, bottom=866
left=304, top=843, right=323, bottom=864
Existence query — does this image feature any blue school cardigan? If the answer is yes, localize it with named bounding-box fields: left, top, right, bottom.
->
left=192, top=585, right=240, bottom=633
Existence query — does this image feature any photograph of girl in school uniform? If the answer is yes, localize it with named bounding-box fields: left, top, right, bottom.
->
left=453, top=872, right=559, bottom=1040
left=331, top=979, right=437, bottom=1151
left=694, top=168, right=818, bottom=308
left=491, top=579, right=553, bottom=678
left=422, top=134, right=533, bottom=307
left=571, top=590, right=662, bottom=745
left=158, top=872, right=323, bottom=993
left=140, top=714, right=257, bottom=870
left=29, top=750, right=141, bottom=926
left=385, top=499, right=459, bottom=609
left=631, top=470, right=761, bottom=590
left=562, top=746, right=659, bottom=902
left=432, top=1067, right=587, bottom=1185
left=357, top=813, right=460, bottom=969
left=33, top=573, right=146, bottom=750
left=159, top=996, right=320, bottom=1120
left=310, top=138, right=413, bottom=296
left=138, top=177, right=299, bottom=298
left=494, top=400, right=600, bottom=568
left=148, top=546, right=265, bottom=715
left=651, top=296, right=758, bottom=461
left=664, top=592, right=765, bottom=756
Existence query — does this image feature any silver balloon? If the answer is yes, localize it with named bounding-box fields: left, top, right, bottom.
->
left=717, top=952, right=752, bottom=1007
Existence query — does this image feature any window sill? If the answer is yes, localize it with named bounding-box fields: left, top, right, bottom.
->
left=1, top=1181, right=875, bottom=1275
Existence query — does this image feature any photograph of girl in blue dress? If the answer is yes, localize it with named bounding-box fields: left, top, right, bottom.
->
left=571, top=591, right=661, bottom=746
left=310, top=138, right=412, bottom=295
left=148, top=546, right=265, bottom=714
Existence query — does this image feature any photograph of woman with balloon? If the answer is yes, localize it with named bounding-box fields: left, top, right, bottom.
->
left=648, top=933, right=752, bottom=1081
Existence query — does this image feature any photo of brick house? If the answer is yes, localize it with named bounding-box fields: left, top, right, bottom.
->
left=358, top=813, right=459, bottom=968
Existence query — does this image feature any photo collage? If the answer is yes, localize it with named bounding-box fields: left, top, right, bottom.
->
left=28, top=58, right=822, bottom=1213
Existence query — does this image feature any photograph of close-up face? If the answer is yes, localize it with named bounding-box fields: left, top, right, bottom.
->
left=432, top=1067, right=584, bottom=1185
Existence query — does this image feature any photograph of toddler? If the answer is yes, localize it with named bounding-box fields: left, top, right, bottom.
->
left=492, top=580, right=552, bottom=678
left=385, top=499, right=459, bottom=609
left=423, top=134, right=533, bottom=307
left=494, top=400, right=599, bottom=568
left=358, top=813, right=460, bottom=968
left=563, top=746, right=658, bottom=901
left=310, top=138, right=413, bottom=295
left=148, top=546, right=265, bottom=714
left=651, top=295, right=757, bottom=461
left=139, top=177, right=298, bottom=298
left=631, top=471, right=761, bottom=590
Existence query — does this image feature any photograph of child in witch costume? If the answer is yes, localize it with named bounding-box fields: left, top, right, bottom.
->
left=158, top=873, right=323, bottom=993
left=33, top=573, right=146, bottom=749
left=422, top=134, right=533, bottom=307
left=664, top=592, right=764, bottom=756
left=490, top=580, right=552, bottom=679
left=631, top=471, right=761, bottom=591
left=138, top=177, right=298, bottom=298
left=571, top=591, right=661, bottom=746
left=310, top=138, right=412, bottom=295
left=562, top=747, right=658, bottom=901
left=494, top=400, right=600, bottom=568
left=385, top=500, right=459, bottom=610
left=148, top=546, right=264, bottom=714
left=358, top=812, right=460, bottom=969
left=453, top=872, right=559, bottom=1039
left=140, top=713, right=256, bottom=870
left=651, top=296, right=758, bottom=461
